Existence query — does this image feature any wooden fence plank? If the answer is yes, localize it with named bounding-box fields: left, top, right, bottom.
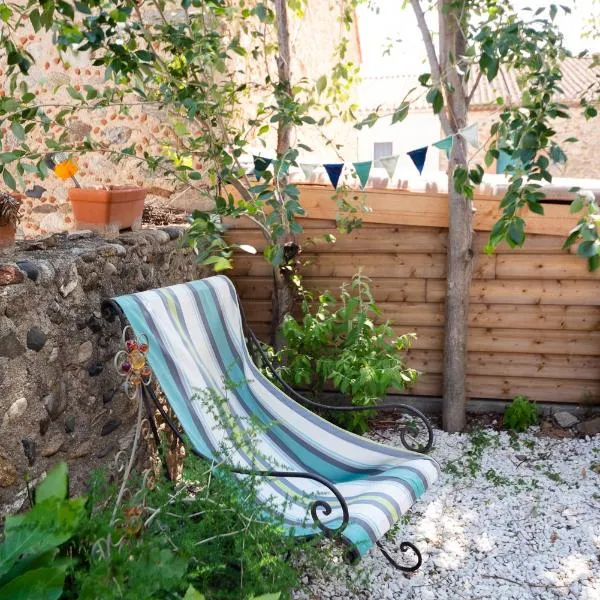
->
left=427, top=279, right=600, bottom=306
left=407, top=373, right=600, bottom=403
left=496, top=254, right=600, bottom=280
left=406, top=349, right=600, bottom=380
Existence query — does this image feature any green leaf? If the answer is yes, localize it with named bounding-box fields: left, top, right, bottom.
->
left=250, top=594, right=281, bottom=600
left=0, top=565, right=69, bottom=600
left=0, top=5, right=12, bottom=23
left=426, top=88, right=443, bottom=114
left=569, top=197, right=584, bottom=213
left=577, top=240, right=599, bottom=257
left=202, top=256, right=232, bottom=272
left=2, top=170, right=16, bottom=191
left=183, top=586, right=206, bottom=600
left=391, top=102, right=409, bottom=124
left=10, top=121, right=26, bottom=141
left=508, top=220, right=525, bottom=246
left=66, top=87, right=84, bottom=101
left=316, top=75, right=327, bottom=95
left=35, top=462, right=68, bottom=504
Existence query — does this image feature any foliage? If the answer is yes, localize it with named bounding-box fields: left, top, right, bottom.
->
left=503, top=395, right=539, bottom=432
left=0, top=0, right=363, bottom=318
left=0, top=190, right=22, bottom=226
left=0, top=462, right=84, bottom=600
left=563, top=189, right=600, bottom=271
left=277, top=273, right=418, bottom=433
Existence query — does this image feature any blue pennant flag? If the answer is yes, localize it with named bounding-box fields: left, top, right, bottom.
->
left=253, top=156, right=272, bottom=180
left=407, top=146, right=428, bottom=175
left=323, top=163, right=344, bottom=189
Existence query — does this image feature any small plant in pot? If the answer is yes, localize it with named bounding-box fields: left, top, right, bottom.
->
left=47, top=153, right=147, bottom=233
left=0, top=190, right=22, bottom=248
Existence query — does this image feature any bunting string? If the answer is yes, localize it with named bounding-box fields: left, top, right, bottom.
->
left=250, top=122, right=482, bottom=190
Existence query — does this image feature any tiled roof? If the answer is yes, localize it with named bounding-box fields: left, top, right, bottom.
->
left=358, top=57, right=600, bottom=113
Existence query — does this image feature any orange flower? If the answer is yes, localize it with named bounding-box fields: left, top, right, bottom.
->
left=54, top=160, right=78, bottom=180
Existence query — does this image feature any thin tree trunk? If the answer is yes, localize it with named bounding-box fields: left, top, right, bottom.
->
left=271, top=0, right=297, bottom=347
left=439, top=0, right=473, bottom=432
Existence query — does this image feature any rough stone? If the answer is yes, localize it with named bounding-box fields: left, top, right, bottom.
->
left=44, top=391, right=66, bottom=420
left=26, top=326, right=47, bottom=352
left=39, top=416, right=50, bottom=436
left=21, top=438, right=36, bottom=466
left=101, top=418, right=122, bottom=436
left=554, top=411, right=579, bottom=429
left=97, top=442, right=116, bottom=458
left=41, top=435, right=65, bottom=457
left=64, top=415, right=76, bottom=433
left=103, top=389, right=115, bottom=404
left=32, top=204, right=59, bottom=214
left=3, top=397, right=28, bottom=426
left=68, top=440, right=92, bottom=460
left=0, top=456, right=17, bottom=487
left=103, top=261, right=118, bottom=277
left=98, top=243, right=127, bottom=257
left=102, top=125, right=132, bottom=145
left=0, top=265, right=25, bottom=286
left=59, top=263, right=79, bottom=297
left=68, top=230, right=95, bottom=241
left=16, top=260, right=40, bottom=282
left=142, top=229, right=170, bottom=244
left=0, top=332, right=25, bottom=358
left=88, top=362, right=104, bottom=377
left=578, top=416, right=600, bottom=436
left=86, top=315, right=103, bottom=334
left=160, top=227, right=184, bottom=240
left=48, top=347, right=59, bottom=364
left=78, top=340, right=93, bottom=363
left=68, top=119, right=93, bottom=141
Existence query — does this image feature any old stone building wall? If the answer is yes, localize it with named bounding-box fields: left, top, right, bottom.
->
left=0, top=227, right=207, bottom=510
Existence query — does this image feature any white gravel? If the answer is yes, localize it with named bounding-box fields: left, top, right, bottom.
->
left=293, top=426, right=600, bottom=600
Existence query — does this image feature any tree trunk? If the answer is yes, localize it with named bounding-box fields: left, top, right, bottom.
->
left=271, top=0, right=296, bottom=347
left=439, top=0, right=473, bottom=432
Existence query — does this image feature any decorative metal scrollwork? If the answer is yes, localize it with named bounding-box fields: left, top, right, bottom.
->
left=114, top=326, right=152, bottom=399
left=376, top=539, right=422, bottom=572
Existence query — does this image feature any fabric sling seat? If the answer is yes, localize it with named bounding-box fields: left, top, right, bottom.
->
left=109, top=275, right=440, bottom=566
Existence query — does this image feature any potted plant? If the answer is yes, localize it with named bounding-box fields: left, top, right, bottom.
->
left=48, top=154, right=147, bottom=232
left=0, top=191, right=23, bottom=248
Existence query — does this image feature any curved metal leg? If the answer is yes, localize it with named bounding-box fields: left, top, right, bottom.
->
left=376, top=539, right=422, bottom=572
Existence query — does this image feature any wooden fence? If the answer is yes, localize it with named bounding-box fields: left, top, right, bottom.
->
left=226, top=184, right=600, bottom=405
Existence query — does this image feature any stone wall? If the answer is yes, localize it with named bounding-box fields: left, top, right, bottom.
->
left=0, top=227, right=207, bottom=510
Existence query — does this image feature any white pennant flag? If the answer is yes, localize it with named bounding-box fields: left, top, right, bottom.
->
left=379, top=155, right=400, bottom=179
left=299, top=163, right=317, bottom=181
left=460, top=123, right=479, bottom=148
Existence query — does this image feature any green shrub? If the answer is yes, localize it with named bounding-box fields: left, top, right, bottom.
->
left=503, top=395, right=539, bottom=432
left=0, top=462, right=84, bottom=600
left=278, top=273, right=418, bottom=434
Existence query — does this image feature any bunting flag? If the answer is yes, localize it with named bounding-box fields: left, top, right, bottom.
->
left=323, top=163, right=344, bottom=189
left=496, top=150, right=514, bottom=174
left=353, top=161, right=372, bottom=189
left=253, top=156, right=272, bottom=179
left=407, top=146, right=428, bottom=174
left=379, top=155, right=400, bottom=179
left=299, top=163, right=317, bottom=181
left=433, top=135, right=453, bottom=158
left=460, top=123, right=479, bottom=148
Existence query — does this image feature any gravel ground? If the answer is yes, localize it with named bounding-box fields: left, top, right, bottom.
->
left=293, top=426, right=600, bottom=600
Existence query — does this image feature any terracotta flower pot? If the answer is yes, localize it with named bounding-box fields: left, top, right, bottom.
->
left=0, top=192, right=23, bottom=248
left=68, top=186, right=147, bottom=233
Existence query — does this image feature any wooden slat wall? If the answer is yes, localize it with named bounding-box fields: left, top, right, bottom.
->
left=225, top=187, right=600, bottom=405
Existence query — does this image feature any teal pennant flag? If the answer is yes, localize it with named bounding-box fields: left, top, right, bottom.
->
left=353, top=161, right=372, bottom=189
left=433, top=135, right=454, bottom=158
left=323, top=163, right=344, bottom=189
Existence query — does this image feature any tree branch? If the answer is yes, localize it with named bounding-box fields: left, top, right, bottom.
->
left=410, top=0, right=452, bottom=135
left=466, top=70, right=483, bottom=107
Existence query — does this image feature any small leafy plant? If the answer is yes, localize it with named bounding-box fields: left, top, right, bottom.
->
left=278, top=273, right=418, bottom=433
left=503, top=395, right=539, bottom=432
left=0, top=461, right=85, bottom=600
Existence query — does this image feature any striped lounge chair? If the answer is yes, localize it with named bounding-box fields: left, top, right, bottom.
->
left=102, top=275, right=439, bottom=571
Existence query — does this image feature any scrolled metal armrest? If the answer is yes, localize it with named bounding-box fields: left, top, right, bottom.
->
left=230, top=466, right=350, bottom=537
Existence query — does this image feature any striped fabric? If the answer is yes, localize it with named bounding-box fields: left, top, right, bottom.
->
left=114, top=275, right=439, bottom=558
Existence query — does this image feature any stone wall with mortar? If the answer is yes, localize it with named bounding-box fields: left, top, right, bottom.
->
left=0, top=226, right=207, bottom=510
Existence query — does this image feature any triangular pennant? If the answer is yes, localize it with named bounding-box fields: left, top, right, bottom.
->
left=460, top=123, right=479, bottom=148
left=433, top=135, right=454, bottom=158
left=253, top=155, right=272, bottom=180
left=299, top=163, right=317, bottom=181
left=496, top=150, right=513, bottom=174
left=352, top=161, right=372, bottom=189
left=407, top=146, right=428, bottom=175
left=379, top=155, right=399, bottom=179
left=323, top=163, right=344, bottom=189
